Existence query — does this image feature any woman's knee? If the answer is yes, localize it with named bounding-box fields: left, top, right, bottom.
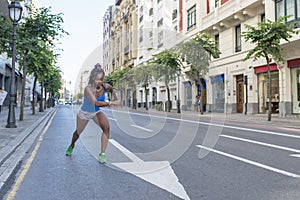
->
left=102, top=124, right=110, bottom=133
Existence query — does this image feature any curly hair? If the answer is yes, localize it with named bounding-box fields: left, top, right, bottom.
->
left=88, top=63, right=105, bottom=85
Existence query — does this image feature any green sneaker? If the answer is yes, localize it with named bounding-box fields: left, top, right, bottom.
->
left=99, top=153, right=106, bottom=164
left=66, top=146, right=73, bottom=156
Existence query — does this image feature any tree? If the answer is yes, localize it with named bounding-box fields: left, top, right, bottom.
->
left=0, top=15, right=12, bottom=55
left=45, top=67, right=62, bottom=107
left=243, top=16, right=296, bottom=121
left=16, top=6, right=67, bottom=117
left=118, top=67, right=138, bottom=109
left=151, top=50, right=182, bottom=112
left=133, top=63, right=154, bottom=110
left=105, top=68, right=130, bottom=104
left=177, top=33, right=220, bottom=114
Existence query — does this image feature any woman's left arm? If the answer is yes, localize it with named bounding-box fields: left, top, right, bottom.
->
left=106, top=84, right=118, bottom=101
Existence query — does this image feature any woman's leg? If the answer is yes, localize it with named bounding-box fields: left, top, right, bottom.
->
left=93, top=112, right=110, bottom=154
left=69, top=115, right=89, bottom=148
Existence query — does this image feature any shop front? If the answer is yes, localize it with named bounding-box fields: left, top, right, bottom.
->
left=255, top=64, right=279, bottom=114
left=183, top=81, right=192, bottom=111
left=210, top=74, right=225, bottom=112
left=196, top=79, right=207, bottom=112
left=289, top=58, right=300, bottom=114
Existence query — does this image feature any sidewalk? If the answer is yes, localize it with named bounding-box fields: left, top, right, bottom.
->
left=0, top=105, right=56, bottom=194
left=127, top=107, right=300, bottom=129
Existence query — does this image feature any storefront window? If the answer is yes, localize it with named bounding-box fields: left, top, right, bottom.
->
left=211, top=74, right=225, bottom=112
left=291, top=68, right=300, bottom=114
left=258, top=71, right=279, bottom=113
left=184, top=82, right=192, bottom=110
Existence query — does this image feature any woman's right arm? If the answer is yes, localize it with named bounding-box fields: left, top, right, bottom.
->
left=85, top=86, right=110, bottom=107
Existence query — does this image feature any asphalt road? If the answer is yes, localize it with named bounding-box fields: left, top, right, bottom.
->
left=3, top=105, right=300, bottom=200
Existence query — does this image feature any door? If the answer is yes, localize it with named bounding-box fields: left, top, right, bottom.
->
left=236, top=75, right=244, bottom=113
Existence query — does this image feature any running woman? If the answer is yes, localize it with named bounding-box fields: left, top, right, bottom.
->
left=66, top=64, right=119, bottom=164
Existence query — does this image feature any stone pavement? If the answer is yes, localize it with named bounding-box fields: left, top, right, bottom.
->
left=0, top=105, right=56, bottom=194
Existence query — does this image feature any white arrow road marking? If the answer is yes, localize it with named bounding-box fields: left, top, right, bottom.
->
left=110, top=139, right=190, bottom=200
left=196, top=145, right=300, bottom=178
left=130, top=124, right=153, bottom=132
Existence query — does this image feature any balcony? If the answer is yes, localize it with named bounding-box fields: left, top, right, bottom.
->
left=202, top=0, right=263, bottom=33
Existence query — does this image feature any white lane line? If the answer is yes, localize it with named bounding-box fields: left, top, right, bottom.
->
left=131, top=124, right=153, bottom=132
left=108, top=117, right=117, bottom=121
left=196, top=145, right=300, bottom=178
left=290, top=154, right=300, bottom=158
left=107, top=109, right=300, bottom=139
left=221, top=135, right=300, bottom=153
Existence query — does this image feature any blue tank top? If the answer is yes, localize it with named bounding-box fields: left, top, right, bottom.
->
left=95, top=83, right=106, bottom=111
left=81, top=95, right=97, bottom=112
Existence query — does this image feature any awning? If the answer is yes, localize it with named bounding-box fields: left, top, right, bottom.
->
left=254, top=64, right=278, bottom=74
left=288, top=58, right=300, bottom=68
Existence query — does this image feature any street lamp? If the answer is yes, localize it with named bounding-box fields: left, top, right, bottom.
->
left=6, top=0, right=23, bottom=128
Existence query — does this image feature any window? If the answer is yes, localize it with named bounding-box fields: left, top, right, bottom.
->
left=139, top=15, right=144, bottom=23
left=149, top=8, right=154, bottom=16
left=215, top=34, right=220, bottom=58
left=235, top=25, right=241, bottom=52
left=157, top=0, right=162, bottom=4
left=172, top=9, right=178, bottom=20
left=275, top=0, right=300, bottom=24
left=158, top=31, right=163, bottom=48
left=187, top=6, right=196, bottom=31
left=139, top=28, right=143, bottom=43
left=149, top=31, right=153, bottom=38
left=275, top=0, right=284, bottom=18
left=157, top=18, right=163, bottom=27
left=261, top=13, right=266, bottom=22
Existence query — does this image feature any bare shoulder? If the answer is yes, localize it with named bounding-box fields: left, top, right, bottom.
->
left=84, top=85, right=93, bottom=94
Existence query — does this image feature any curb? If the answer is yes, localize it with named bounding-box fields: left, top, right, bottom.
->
left=0, top=107, right=57, bottom=195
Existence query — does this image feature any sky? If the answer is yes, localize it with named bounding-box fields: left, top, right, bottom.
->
left=37, top=0, right=115, bottom=91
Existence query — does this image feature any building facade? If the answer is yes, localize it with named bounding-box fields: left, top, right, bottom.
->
left=103, top=0, right=300, bottom=116
left=107, top=0, right=138, bottom=74
left=134, top=0, right=179, bottom=110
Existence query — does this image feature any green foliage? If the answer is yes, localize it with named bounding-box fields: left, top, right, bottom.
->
left=134, top=63, right=154, bottom=87
left=44, top=67, right=62, bottom=95
left=177, top=33, right=220, bottom=80
left=74, top=93, right=83, bottom=100
left=193, top=33, right=221, bottom=59
left=151, top=49, right=182, bottom=86
left=0, top=15, right=12, bottom=55
left=105, top=67, right=131, bottom=88
left=118, top=67, right=137, bottom=89
left=243, top=16, right=296, bottom=63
